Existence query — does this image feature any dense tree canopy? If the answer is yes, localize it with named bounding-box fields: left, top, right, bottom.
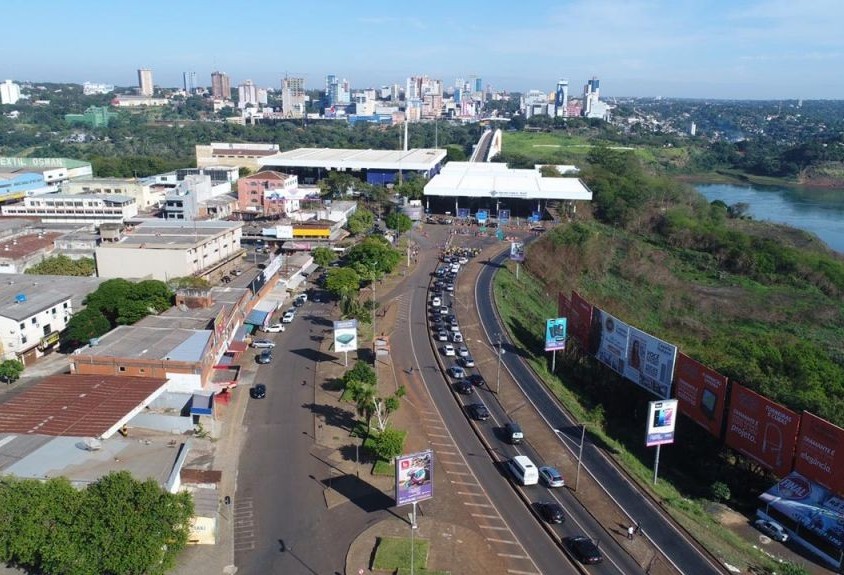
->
left=25, top=255, right=95, bottom=277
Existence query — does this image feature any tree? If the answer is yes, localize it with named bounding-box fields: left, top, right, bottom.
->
left=373, top=427, right=405, bottom=462
left=318, top=171, right=360, bottom=198
left=63, top=308, right=111, bottom=347
left=324, top=267, right=361, bottom=301
left=25, top=255, right=95, bottom=277
left=312, top=246, right=336, bottom=268
left=384, top=212, right=412, bottom=234
left=346, top=236, right=401, bottom=275
left=0, top=360, right=24, bottom=384
left=445, top=144, right=467, bottom=162
left=346, top=207, right=375, bottom=236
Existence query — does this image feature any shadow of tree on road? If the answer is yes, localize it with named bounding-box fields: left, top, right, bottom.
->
left=302, top=402, right=356, bottom=432
left=321, top=473, right=395, bottom=513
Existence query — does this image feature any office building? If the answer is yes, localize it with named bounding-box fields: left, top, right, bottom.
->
left=183, top=71, right=197, bottom=93
left=582, top=76, right=610, bottom=120
left=238, top=80, right=259, bottom=109
left=137, top=68, right=154, bottom=96
left=281, top=76, right=306, bottom=118
left=325, top=75, right=350, bottom=108
left=554, top=79, right=569, bottom=118
left=1, top=80, right=21, bottom=105
left=211, top=71, right=231, bottom=100
left=64, top=177, right=162, bottom=209
left=65, top=106, right=120, bottom=128
left=1, top=194, right=138, bottom=226
left=82, top=82, right=114, bottom=95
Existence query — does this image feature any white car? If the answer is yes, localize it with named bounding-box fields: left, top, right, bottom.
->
left=754, top=519, right=788, bottom=542
left=431, top=297, right=442, bottom=307
left=457, top=346, right=470, bottom=357
left=452, top=332, right=464, bottom=343
left=442, top=344, right=456, bottom=356
left=436, top=330, right=450, bottom=342
left=262, top=323, right=285, bottom=333
left=281, top=310, right=296, bottom=323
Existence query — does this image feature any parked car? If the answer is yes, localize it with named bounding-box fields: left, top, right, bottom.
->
left=447, top=365, right=467, bottom=379
left=251, top=339, right=275, bottom=349
left=467, top=403, right=490, bottom=421
left=537, top=501, right=565, bottom=524
left=262, top=323, right=285, bottom=333
left=563, top=536, right=603, bottom=565
left=281, top=310, right=296, bottom=323
left=539, top=466, right=565, bottom=488
left=231, top=269, right=243, bottom=276
left=221, top=275, right=231, bottom=284
left=753, top=519, right=788, bottom=542
left=256, top=350, right=273, bottom=364
left=442, top=344, right=455, bottom=356
left=250, top=384, right=267, bottom=399
left=454, top=379, right=474, bottom=395
left=459, top=355, right=475, bottom=368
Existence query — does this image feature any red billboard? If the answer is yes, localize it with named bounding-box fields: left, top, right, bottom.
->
left=558, top=292, right=571, bottom=319
left=725, top=383, right=799, bottom=478
left=674, top=353, right=728, bottom=438
left=794, top=412, right=844, bottom=495
left=568, top=292, right=593, bottom=351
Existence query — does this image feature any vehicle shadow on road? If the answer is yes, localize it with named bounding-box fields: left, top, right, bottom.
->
left=302, top=402, right=356, bottom=432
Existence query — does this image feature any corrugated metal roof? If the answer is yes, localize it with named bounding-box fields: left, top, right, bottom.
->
left=245, top=309, right=269, bottom=325
left=166, top=331, right=212, bottom=362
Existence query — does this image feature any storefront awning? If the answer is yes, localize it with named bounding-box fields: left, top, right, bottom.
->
left=245, top=309, right=270, bottom=326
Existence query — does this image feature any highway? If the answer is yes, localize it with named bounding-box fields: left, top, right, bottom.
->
left=472, top=248, right=724, bottom=575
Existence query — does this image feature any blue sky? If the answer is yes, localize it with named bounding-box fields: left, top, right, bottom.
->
left=3, top=0, right=843, bottom=99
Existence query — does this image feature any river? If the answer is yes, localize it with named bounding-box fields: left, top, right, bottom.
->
left=694, top=183, right=844, bottom=254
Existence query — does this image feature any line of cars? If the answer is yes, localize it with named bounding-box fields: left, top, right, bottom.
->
left=427, top=252, right=604, bottom=566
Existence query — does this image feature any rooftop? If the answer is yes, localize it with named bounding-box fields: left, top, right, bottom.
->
left=77, top=325, right=212, bottom=363
left=260, top=147, right=447, bottom=172
left=101, top=219, right=243, bottom=250
left=242, top=170, right=293, bottom=181
left=0, top=274, right=107, bottom=318
left=0, top=374, right=166, bottom=437
left=0, top=231, right=63, bottom=261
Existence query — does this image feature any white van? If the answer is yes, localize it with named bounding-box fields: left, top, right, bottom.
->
left=508, top=455, right=539, bottom=486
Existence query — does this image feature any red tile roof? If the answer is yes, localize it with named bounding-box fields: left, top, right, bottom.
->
left=243, top=170, right=287, bottom=180
left=0, top=374, right=166, bottom=437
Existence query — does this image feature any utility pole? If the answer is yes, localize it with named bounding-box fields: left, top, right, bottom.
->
left=495, top=333, right=504, bottom=394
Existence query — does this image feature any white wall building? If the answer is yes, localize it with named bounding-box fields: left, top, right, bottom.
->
left=64, top=177, right=163, bottom=209
left=1, top=80, right=22, bottom=105
left=95, top=220, right=244, bottom=281
left=0, top=288, right=71, bottom=364
left=1, top=194, right=138, bottom=226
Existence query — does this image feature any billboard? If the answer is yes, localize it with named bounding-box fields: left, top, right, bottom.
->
left=674, top=352, right=728, bottom=438
left=623, top=326, right=677, bottom=399
left=794, top=412, right=844, bottom=495
left=395, top=450, right=433, bottom=506
left=544, top=318, right=568, bottom=351
left=725, top=383, right=799, bottom=478
left=476, top=209, right=488, bottom=224
left=498, top=209, right=510, bottom=225
left=568, top=292, right=593, bottom=351
left=457, top=208, right=470, bottom=219
left=509, top=242, right=525, bottom=262
left=529, top=211, right=541, bottom=223
left=558, top=292, right=571, bottom=319
left=590, top=307, right=630, bottom=376
left=646, top=399, right=678, bottom=446
left=759, top=472, right=844, bottom=556
left=333, top=319, right=358, bottom=353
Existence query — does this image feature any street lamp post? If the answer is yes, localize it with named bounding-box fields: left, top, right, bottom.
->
left=495, top=334, right=504, bottom=394
left=554, top=426, right=587, bottom=492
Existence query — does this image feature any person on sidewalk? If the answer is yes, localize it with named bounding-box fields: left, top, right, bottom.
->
left=627, top=525, right=635, bottom=540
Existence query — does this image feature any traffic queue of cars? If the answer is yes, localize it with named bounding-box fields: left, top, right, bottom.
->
left=428, top=251, right=604, bottom=566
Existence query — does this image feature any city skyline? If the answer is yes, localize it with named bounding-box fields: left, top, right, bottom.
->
left=2, top=0, right=843, bottom=100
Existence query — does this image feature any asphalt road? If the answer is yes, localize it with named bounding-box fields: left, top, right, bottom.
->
left=473, top=249, right=724, bottom=575
left=234, top=299, right=388, bottom=575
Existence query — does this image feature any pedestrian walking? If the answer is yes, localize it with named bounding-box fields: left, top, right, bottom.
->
left=627, top=526, right=635, bottom=540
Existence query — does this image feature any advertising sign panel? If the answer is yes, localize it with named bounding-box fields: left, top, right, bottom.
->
left=589, top=307, right=630, bottom=376
left=725, top=383, right=799, bottom=478
left=333, top=319, right=358, bottom=353
left=544, top=318, right=568, bottom=351
left=646, top=400, right=678, bottom=446
left=759, top=472, right=844, bottom=555
left=674, top=352, right=728, bottom=438
left=476, top=209, right=488, bottom=224
left=498, top=209, right=510, bottom=225
left=568, top=292, right=593, bottom=351
left=457, top=208, right=470, bottom=219
left=395, top=450, right=433, bottom=506
left=623, top=326, right=677, bottom=399
left=794, top=412, right=844, bottom=495
left=509, top=242, right=525, bottom=262
left=529, top=211, right=541, bottom=223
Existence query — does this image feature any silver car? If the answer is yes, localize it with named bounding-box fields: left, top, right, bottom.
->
left=753, top=519, right=788, bottom=542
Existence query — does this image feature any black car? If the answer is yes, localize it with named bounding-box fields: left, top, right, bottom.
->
left=537, top=501, right=565, bottom=524
left=256, top=350, right=272, bottom=364
left=467, top=403, right=490, bottom=421
left=467, top=374, right=486, bottom=387
left=249, top=384, right=267, bottom=399
left=454, top=379, right=474, bottom=395
left=563, top=536, right=603, bottom=565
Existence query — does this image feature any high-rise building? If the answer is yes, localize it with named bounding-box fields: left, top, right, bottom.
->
left=474, top=77, right=483, bottom=93
left=325, top=74, right=338, bottom=107
left=582, top=76, right=609, bottom=120
left=211, top=71, right=231, bottom=100
left=183, top=72, right=197, bottom=94
left=137, top=68, right=154, bottom=96
left=1, top=80, right=22, bottom=105
left=281, top=76, right=306, bottom=118
left=238, top=80, right=259, bottom=108
left=554, top=79, right=569, bottom=117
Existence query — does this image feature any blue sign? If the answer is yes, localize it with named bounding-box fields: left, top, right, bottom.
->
left=544, top=318, right=567, bottom=351
left=498, top=209, right=510, bottom=225
left=476, top=210, right=488, bottom=223
left=457, top=208, right=470, bottom=219
left=530, top=211, right=541, bottom=223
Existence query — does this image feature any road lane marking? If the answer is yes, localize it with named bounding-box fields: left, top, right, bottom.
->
left=436, top=450, right=457, bottom=455
left=487, top=538, right=519, bottom=545
left=498, top=553, right=529, bottom=559
left=450, top=480, right=476, bottom=485
left=429, top=441, right=451, bottom=446
left=507, top=570, right=540, bottom=575
left=445, top=470, right=470, bottom=475
left=471, top=513, right=499, bottom=519
left=480, top=525, right=510, bottom=531
left=457, top=491, right=484, bottom=496
left=463, top=502, right=492, bottom=507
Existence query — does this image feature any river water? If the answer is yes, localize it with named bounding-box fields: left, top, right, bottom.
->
left=694, top=183, right=844, bottom=254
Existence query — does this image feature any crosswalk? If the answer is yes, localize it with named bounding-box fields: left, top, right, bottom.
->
left=233, top=497, right=255, bottom=555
